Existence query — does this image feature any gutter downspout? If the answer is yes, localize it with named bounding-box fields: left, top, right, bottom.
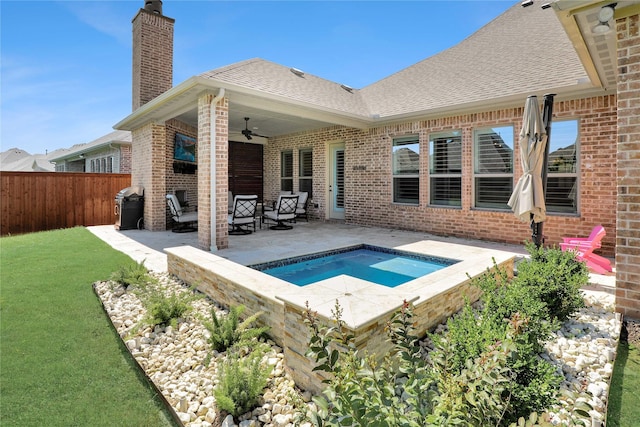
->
left=209, top=88, right=225, bottom=252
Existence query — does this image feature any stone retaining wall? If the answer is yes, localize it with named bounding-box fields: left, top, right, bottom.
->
left=166, top=246, right=291, bottom=345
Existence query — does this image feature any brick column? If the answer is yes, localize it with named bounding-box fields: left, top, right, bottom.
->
left=197, top=93, right=229, bottom=251
left=616, top=12, right=640, bottom=319
left=131, top=123, right=167, bottom=231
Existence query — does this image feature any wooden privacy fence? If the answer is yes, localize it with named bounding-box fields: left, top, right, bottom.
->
left=1, top=172, right=131, bottom=236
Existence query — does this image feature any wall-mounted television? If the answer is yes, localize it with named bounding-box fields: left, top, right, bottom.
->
left=174, top=133, right=196, bottom=163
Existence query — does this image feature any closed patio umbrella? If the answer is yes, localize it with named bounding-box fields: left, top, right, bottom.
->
left=508, top=95, right=550, bottom=246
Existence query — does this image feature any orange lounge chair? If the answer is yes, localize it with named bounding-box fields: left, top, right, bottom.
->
left=560, top=225, right=612, bottom=274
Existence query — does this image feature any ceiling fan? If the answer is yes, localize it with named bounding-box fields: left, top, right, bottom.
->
left=242, top=117, right=268, bottom=140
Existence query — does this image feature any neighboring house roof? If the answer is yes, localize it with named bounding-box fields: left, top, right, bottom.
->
left=0, top=148, right=56, bottom=172
left=49, top=130, right=132, bottom=162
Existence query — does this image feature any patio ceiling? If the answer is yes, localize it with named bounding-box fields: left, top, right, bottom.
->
left=551, top=1, right=640, bottom=91
left=174, top=102, right=341, bottom=142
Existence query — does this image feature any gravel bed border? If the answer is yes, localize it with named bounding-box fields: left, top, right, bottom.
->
left=94, top=273, right=621, bottom=427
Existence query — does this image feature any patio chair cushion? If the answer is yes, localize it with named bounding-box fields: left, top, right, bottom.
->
left=293, top=191, right=309, bottom=221
left=166, top=194, right=198, bottom=232
left=228, top=195, right=258, bottom=234
left=294, top=191, right=308, bottom=211
left=263, top=191, right=292, bottom=212
left=263, top=194, right=298, bottom=230
left=167, top=194, right=198, bottom=223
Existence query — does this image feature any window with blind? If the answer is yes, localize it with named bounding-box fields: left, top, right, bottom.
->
left=473, top=126, right=514, bottom=209
left=281, top=150, right=293, bottom=192
left=298, top=148, right=313, bottom=198
left=546, top=119, right=578, bottom=214
left=429, top=130, right=462, bottom=207
left=393, top=136, right=420, bottom=204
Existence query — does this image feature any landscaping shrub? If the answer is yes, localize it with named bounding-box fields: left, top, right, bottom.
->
left=303, top=244, right=590, bottom=427
left=204, top=304, right=270, bottom=353
left=213, top=346, right=272, bottom=418
left=434, top=259, right=564, bottom=424
left=305, top=300, right=434, bottom=426
left=514, top=242, right=588, bottom=322
left=110, top=259, right=156, bottom=290
left=436, top=301, right=508, bottom=371
left=472, top=258, right=557, bottom=349
left=428, top=334, right=515, bottom=426
left=136, top=284, right=202, bottom=327
left=305, top=300, right=517, bottom=427
left=207, top=305, right=273, bottom=419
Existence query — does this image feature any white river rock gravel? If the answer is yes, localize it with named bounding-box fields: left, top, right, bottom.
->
left=94, top=273, right=620, bottom=427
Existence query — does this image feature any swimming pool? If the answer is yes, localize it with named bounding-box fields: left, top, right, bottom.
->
left=250, top=244, right=459, bottom=287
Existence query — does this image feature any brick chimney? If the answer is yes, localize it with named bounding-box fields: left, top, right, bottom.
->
left=132, top=0, right=175, bottom=111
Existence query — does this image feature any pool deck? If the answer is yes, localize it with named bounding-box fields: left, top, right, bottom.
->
left=88, top=220, right=615, bottom=293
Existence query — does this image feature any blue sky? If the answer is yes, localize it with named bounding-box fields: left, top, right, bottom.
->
left=1, top=0, right=514, bottom=155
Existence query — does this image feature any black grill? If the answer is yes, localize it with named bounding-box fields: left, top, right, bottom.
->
left=114, top=186, right=144, bottom=230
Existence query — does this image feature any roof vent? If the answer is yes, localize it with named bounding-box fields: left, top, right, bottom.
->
left=340, top=84, right=354, bottom=93
left=521, top=0, right=533, bottom=7
left=290, top=67, right=305, bottom=77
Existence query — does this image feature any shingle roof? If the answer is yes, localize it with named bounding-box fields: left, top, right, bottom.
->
left=199, top=59, right=371, bottom=116
left=49, top=130, right=132, bottom=161
left=359, top=2, right=588, bottom=117
left=196, top=2, right=587, bottom=121
left=0, top=148, right=55, bottom=172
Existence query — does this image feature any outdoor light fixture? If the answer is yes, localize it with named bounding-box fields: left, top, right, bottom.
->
left=593, top=4, right=616, bottom=34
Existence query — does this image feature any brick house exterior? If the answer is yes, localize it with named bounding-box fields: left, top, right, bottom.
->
left=116, top=1, right=639, bottom=318
left=264, top=96, right=618, bottom=255
left=50, top=130, right=132, bottom=173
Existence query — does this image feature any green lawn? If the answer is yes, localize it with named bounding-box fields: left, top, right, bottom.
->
left=607, top=338, right=640, bottom=427
left=0, top=227, right=176, bottom=426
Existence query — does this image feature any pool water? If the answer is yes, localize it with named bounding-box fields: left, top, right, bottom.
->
left=253, top=245, right=457, bottom=287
